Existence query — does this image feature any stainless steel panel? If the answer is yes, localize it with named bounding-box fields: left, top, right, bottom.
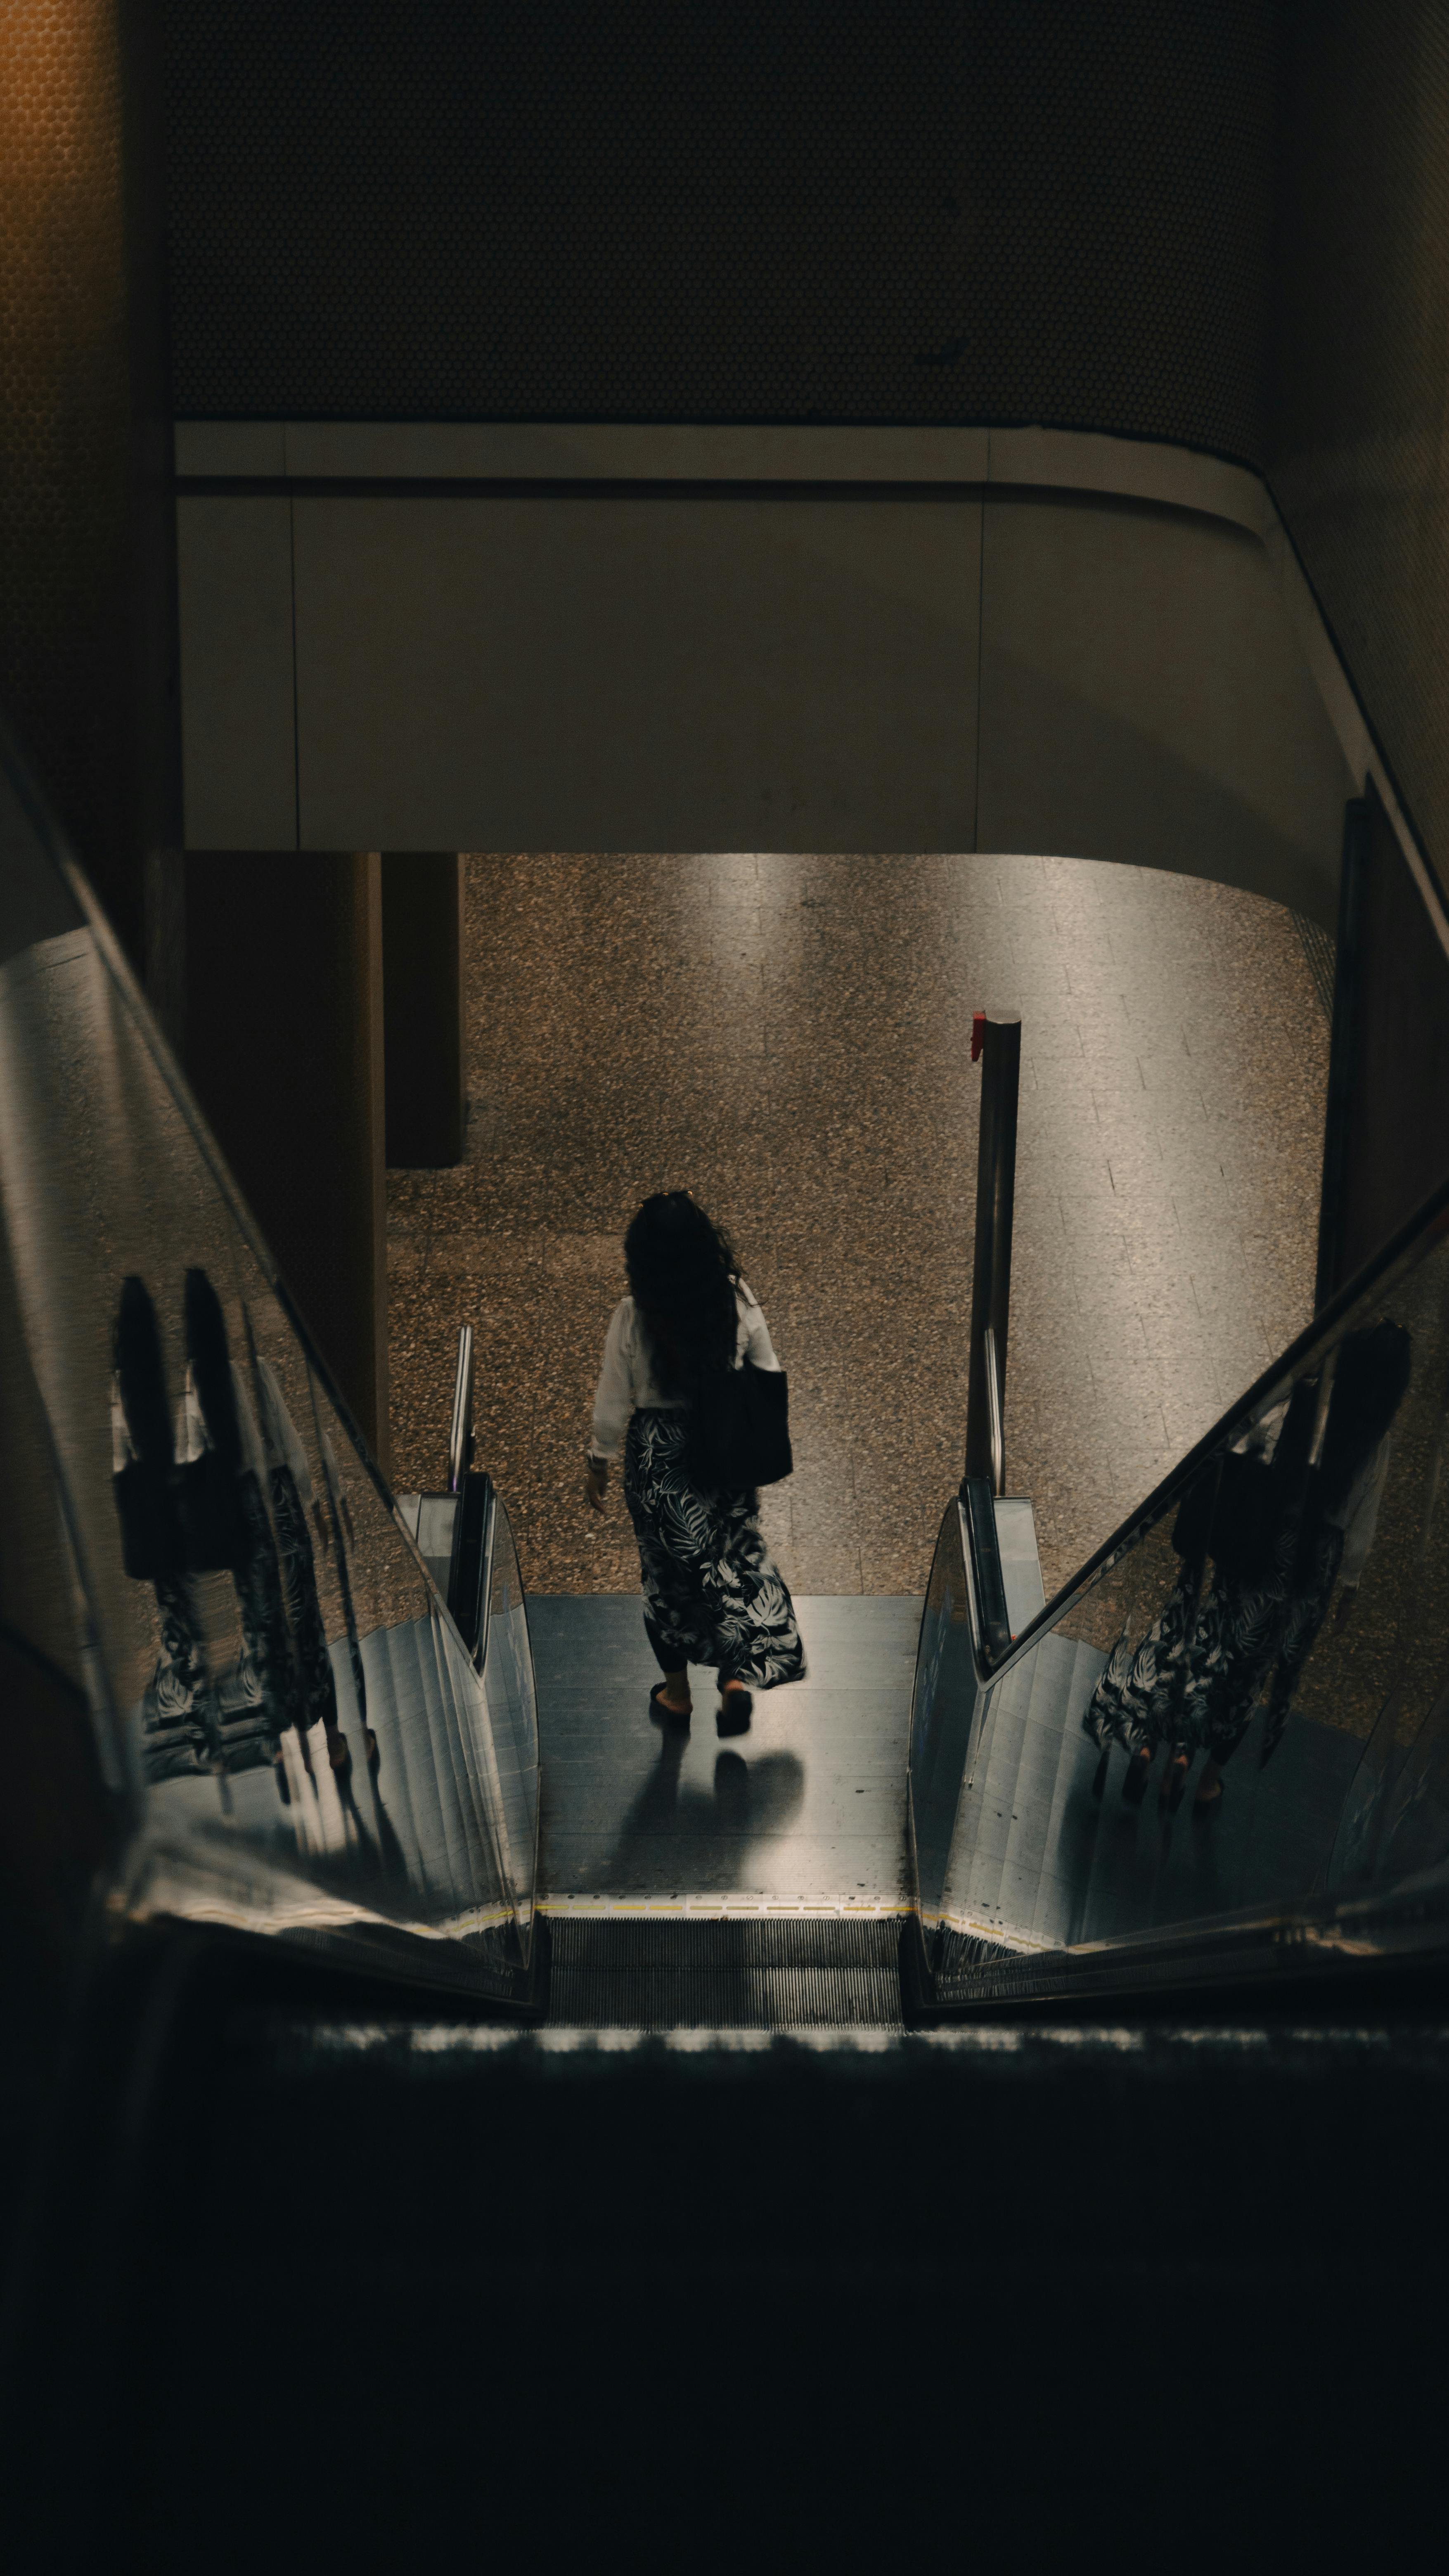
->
left=994, top=1495, right=1046, bottom=1638
left=0, top=797, right=534, bottom=1988
left=919, top=1184, right=1449, bottom=1972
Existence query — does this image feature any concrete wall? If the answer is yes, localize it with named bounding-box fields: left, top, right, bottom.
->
left=976, top=492, right=1348, bottom=918
left=294, top=492, right=980, bottom=856
left=3, top=0, right=183, bottom=994
left=1274, top=0, right=1449, bottom=905
left=176, top=422, right=1358, bottom=923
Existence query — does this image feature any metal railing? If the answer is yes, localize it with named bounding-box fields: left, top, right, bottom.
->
left=447, top=1322, right=475, bottom=1494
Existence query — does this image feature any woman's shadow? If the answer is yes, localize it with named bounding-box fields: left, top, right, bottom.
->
left=605, top=1725, right=805, bottom=1892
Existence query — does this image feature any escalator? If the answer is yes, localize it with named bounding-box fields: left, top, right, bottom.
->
left=3, top=734, right=1448, bottom=2563
left=909, top=1176, right=1449, bottom=2009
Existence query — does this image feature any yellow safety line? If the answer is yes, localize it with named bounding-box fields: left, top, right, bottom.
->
left=538, top=1893, right=912, bottom=1920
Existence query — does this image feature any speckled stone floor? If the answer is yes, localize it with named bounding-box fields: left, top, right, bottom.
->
left=387, top=853, right=1328, bottom=1605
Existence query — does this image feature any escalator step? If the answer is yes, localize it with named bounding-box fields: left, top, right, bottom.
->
left=544, top=1911, right=904, bottom=2029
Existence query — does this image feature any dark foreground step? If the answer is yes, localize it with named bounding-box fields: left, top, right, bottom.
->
left=542, top=1910, right=906, bottom=2027
left=13, top=1931, right=1449, bottom=2569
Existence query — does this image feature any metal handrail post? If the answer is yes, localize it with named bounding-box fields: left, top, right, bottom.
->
left=965, top=1011, right=1021, bottom=1489
left=983, top=1324, right=1005, bottom=1497
left=447, top=1323, right=475, bottom=1494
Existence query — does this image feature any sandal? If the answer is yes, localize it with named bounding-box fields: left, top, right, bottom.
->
left=717, top=1683, right=752, bottom=1738
left=649, top=1684, right=691, bottom=1727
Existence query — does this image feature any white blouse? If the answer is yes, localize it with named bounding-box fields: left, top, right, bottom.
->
left=589, top=1282, right=781, bottom=1461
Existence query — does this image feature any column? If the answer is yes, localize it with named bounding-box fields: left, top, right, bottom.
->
left=184, top=855, right=390, bottom=1469
left=382, top=855, right=466, bottom=1167
left=0, top=0, right=182, bottom=1017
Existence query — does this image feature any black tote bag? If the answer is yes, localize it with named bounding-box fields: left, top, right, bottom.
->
left=691, top=1359, right=793, bottom=1491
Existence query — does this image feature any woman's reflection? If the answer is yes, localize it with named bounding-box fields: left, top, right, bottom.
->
left=112, top=1269, right=371, bottom=1810
left=1086, top=1321, right=1411, bottom=1815
left=112, top=1274, right=228, bottom=1789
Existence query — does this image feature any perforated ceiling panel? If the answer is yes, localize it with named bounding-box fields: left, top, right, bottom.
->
left=162, top=0, right=1272, bottom=463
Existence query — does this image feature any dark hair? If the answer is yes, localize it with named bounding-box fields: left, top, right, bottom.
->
left=624, top=1192, right=739, bottom=1402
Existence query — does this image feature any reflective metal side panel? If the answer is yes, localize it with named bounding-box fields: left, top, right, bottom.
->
left=478, top=1487, right=540, bottom=1940
left=0, top=753, right=533, bottom=1994
left=908, top=1502, right=986, bottom=1948
left=911, top=1182, right=1449, bottom=1993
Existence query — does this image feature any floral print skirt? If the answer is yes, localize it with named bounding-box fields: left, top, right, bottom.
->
left=623, top=1409, right=805, bottom=1688
left=1084, top=1515, right=1344, bottom=1774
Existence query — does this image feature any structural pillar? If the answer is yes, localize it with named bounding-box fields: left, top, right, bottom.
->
left=382, top=855, right=466, bottom=1167
left=184, top=855, right=390, bottom=1468
left=0, top=0, right=183, bottom=1029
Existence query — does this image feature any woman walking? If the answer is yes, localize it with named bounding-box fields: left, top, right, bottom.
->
left=585, top=1191, right=805, bottom=1733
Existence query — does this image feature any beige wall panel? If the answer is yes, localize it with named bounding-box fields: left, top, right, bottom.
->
left=976, top=495, right=1356, bottom=924
left=291, top=496, right=980, bottom=852
left=281, top=420, right=991, bottom=481
left=177, top=497, right=296, bottom=850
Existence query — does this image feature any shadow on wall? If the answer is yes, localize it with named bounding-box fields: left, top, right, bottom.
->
left=980, top=646, right=1345, bottom=926
left=976, top=493, right=1355, bottom=927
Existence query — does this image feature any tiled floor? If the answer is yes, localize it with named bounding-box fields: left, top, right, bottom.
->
left=388, top=853, right=1328, bottom=1604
